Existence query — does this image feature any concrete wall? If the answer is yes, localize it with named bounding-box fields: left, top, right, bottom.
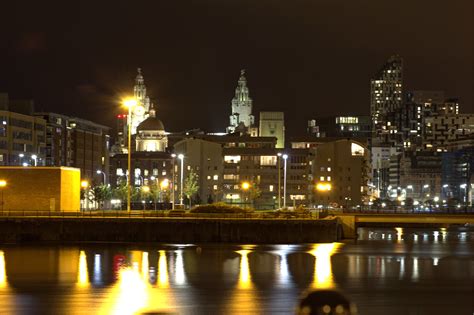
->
left=0, top=218, right=341, bottom=244
left=0, top=167, right=80, bottom=212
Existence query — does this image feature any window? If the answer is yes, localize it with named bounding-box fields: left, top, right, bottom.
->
left=269, top=185, right=274, bottom=192
left=213, top=185, right=218, bottom=190
left=327, top=167, right=331, bottom=172
left=327, top=176, right=331, bottom=181
left=224, top=155, right=241, bottom=163
left=260, top=156, right=277, bottom=166
left=320, top=176, right=325, bottom=181
left=207, top=175, right=211, bottom=180
left=116, top=168, right=123, bottom=176
left=351, top=143, right=364, bottom=156
left=213, top=175, right=218, bottom=180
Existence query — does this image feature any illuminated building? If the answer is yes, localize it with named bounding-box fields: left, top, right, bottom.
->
left=35, top=112, right=110, bottom=181
left=0, top=93, right=46, bottom=166
left=173, top=138, right=223, bottom=204
left=442, top=147, right=474, bottom=205
left=311, top=139, right=370, bottom=207
left=259, top=112, right=285, bottom=148
left=307, top=116, right=371, bottom=139
left=370, top=55, right=403, bottom=146
left=227, top=70, right=256, bottom=134
left=135, top=104, right=168, bottom=153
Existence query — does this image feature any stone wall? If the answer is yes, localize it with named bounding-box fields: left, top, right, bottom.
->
left=0, top=217, right=341, bottom=244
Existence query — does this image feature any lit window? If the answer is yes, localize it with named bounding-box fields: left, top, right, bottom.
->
left=327, top=176, right=331, bottom=181
left=162, top=171, right=166, bottom=176
left=144, top=169, right=149, bottom=176
left=213, top=185, right=218, bottom=190
left=320, top=176, right=325, bottom=181
left=116, top=168, right=123, bottom=176
left=207, top=175, right=211, bottom=180
left=213, top=175, right=218, bottom=180
left=269, top=185, right=274, bottom=192
left=327, top=167, right=331, bottom=172
left=351, top=143, right=364, bottom=156
left=187, top=165, right=191, bottom=171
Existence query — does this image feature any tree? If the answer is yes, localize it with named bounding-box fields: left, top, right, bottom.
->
left=92, top=184, right=112, bottom=209
left=248, top=182, right=262, bottom=208
left=184, top=169, right=199, bottom=208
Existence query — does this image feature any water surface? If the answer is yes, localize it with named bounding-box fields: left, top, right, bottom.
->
left=0, top=227, right=473, bottom=314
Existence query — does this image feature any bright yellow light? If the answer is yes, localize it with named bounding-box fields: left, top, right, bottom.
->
left=308, top=243, right=343, bottom=289
left=77, top=250, right=89, bottom=288
left=81, top=180, right=89, bottom=189
left=241, top=182, right=250, bottom=190
left=0, top=180, right=6, bottom=188
left=141, top=252, right=149, bottom=283
left=236, top=250, right=252, bottom=289
left=316, top=183, right=332, bottom=191
left=123, top=98, right=137, bottom=108
left=395, top=227, right=403, bottom=242
left=0, top=250, right=7, bottom=289
left=160, top=179, right=169, bottom=190
left=158, top=250, right=169, bottom=288
left=142, top=186, right=150, bottom=193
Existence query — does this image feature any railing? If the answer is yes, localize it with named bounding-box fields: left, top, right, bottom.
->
left=0, top=210, right=321, bottom=220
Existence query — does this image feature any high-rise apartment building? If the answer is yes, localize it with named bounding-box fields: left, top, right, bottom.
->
left=370, top=55, right=403, bottom=145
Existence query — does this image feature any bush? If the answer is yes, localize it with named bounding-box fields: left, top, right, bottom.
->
left=190, top=202, right=253, bottom=214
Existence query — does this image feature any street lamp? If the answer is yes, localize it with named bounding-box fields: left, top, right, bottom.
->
left=160, top=178, right=169, bottom=203
left=241, top=181, right=250, bottom=208
left=31, top=154, right=37, bottom=166
left=123, top=98, right=137, bottom=212
left=19, top=153, right=24, bottom=166
left=0, top=179, right=6, bottom=213
left=277, top=152, right=282, bottom=209
left=141, top=185, right=150, bottom=210
left=460, top=183, right=467, bottom=204
left=96, top=170, right=106, bottom=185
left=282, top=154, right=288, bottom=208
left=178, top=154, right=184, bottom=206
left=171, top=153, right=176, bottom=209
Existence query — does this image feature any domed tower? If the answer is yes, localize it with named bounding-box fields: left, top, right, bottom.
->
left=135, top=103, right=168, bottom=152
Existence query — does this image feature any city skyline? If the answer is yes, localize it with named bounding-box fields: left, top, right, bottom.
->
left=0, top=1, right=472, bottom=137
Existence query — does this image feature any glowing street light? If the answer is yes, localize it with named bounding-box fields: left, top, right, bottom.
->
left=19, top=153, right=24, bottom=166
left=96, top=169, right=107, bottom=185
left=277, top=152, right=282, bottom=209
left=81, top=180, right=89, bottom=189
left=316, top=183, right=332, bottom=191
left=123, top=98, right=137, bottom=212
left=171, top=153, right=176, bottom=209
left=31, top=154, right=37, bottom=166
left=178, top=154, right=184, bottom=206
left=282, top=154, right=288, bottom=208
left=81, top=180, right=89, bottom=211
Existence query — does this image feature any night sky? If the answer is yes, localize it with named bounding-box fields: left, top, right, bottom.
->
left=0, top=0, right=472, bottom=137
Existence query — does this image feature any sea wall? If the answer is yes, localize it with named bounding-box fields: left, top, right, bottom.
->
left=0, top=217, right=342, bottom=244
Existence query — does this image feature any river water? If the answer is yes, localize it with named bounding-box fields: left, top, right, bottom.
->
left=0, top=227, right=473, bottom=315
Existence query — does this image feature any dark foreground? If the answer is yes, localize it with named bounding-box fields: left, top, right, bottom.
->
left=0, top=227, right=473, bottom=314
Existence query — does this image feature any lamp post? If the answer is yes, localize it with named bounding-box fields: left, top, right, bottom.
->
left=141, top=185, right=150, bottom=210
left=19, top=153, right=24, bottom=166
left=460, top=183, right=467, bottom=205
left=178, top=154, right=184, bottom=206
left=277, top=152, right=282, bottom=209
left=171, top=153, right=176, bottom=209
left=31, top=154, right=37, bottom=167
left=96, top=170, right=107, bottom=185
left=241, top=181, right=250, bottom=208
left=124, top=98, right=137, bottom=212
left=0, top=179, right=6, bottom=213
left=282, top=154, right=288, bottom=208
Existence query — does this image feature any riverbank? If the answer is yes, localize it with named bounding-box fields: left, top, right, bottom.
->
left=0, top=217, right=342, bottom=244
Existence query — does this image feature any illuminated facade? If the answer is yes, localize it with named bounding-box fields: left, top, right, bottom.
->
left=312, top=139, right=370, bottom=207
left=259, top=112, right=285, bottom=148
left=0, top=93, right=47, bottom=166
left=227, top=70, right=255, bottom=134
left=130, top=68, right=151, bottom=135
left=135, top=105, right=168, bottom=153
left=370, top=55, right=403, bottom=145
left=307, top=116, right=371, bottom=138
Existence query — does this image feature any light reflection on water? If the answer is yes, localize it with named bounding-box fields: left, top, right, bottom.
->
left=0, top=228, right=473, bottom=314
